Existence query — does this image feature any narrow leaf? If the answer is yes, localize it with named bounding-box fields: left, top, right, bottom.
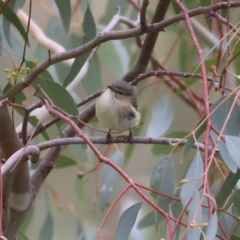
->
left=182, top=115, right=206, bottom=159
left=225, top=135, right=240, bottom=169
left=212, top=132, right=237, bottom=173
left=233, top=189, right=240, bottom=215
left=54, top=0, right=71, bottom=33
left=100, top=151, right=124, bottom=210
left=180, top=151, right=204, bottom=207
left=0, top=1, right=28, bottom=44
left=137, top=211, right=155, bottom=229
left=204, top=211, right=218, bottom=240
left=115, top=202, right=142, bottom=240
left=146, top=96, right=174, bottom=137
left=216, top=169, right=240, bottom=207
left=32, top=78, right=78, bottom=116
left=38, top=212, right=54, bottom=240
left=55, top=155, right=77, bottom=168
left=62, top=5, right=96, bottom=87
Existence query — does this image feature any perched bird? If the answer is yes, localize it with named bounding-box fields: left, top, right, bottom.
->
left=95, top=80, right=140, bottom=143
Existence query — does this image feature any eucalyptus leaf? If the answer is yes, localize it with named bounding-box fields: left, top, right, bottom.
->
left=150, top=156, right=175, bottom=222
left=62, top=5, right=96, bottom=87
left=32, top=78, right=78, bottom=116
left=146, top=97, right=174, bottom=138
left=180, top=151, right=203, bottom=207
left=55, top=155, right=77, bottom=168
left=38, top=212, right=54, bottom=240
left=225, top=135, right=240, bottom=169
left=115, top=202, right=142, bottom=240
left=0, top=0, right=28, bottom=45
left=100, top=151, right=124, bottom=210
left=54, top=0, right=71, bottom=33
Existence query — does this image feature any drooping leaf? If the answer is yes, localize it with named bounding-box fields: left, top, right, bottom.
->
left=0, top=0, right=28, bottom=45
left=180, top=151, right=203, bottom=207
left=28, top=116, right=50, bottom=141
left=212, top=132, right=237, bottom=173
left=146, top=96, right=174, bottom=138
left=82, top=54, right=101, bottom=94
left=204, top=211, right=218, bottom=240
left=62, top=5, right=96, bottom=87
left=185, top=190, right=202, bottom=240
left=225, top=136, right=240, bottom=169
left=180, top=151, right=204, bottom=240
left=216, top=169, right=240, bottom=208
left=210, top=95, right=240, bottom=173
left=137, top=211, right=155, bottom=229
left=38, top=212, right=54, bottom=240
left=100, top=150, right=124, bottom=210
left=233, top=189, right=240, bottom=215
left=151, top=131, right=188, bottom=155
left=167, top=208, right=177, bottom=240
left=182, top=114, right=206, bottom=159
left=150, top=156, right=175, bottom=222
left=218, top=211, right=232, bottom=239
left=32, top=78, right=78, bottom=116
left=114, top=202, right=142, bottom=240
left=54, top=0, right=71, bottom=33
left=17, top=232, right=30, bottom=240
left=199, top=0, right=212, bottom=30
left=211, top=96, right=240, bottom=135
left=98, top=40, right=125, bottom=81
left=2, top=0, right=25, bottom=48
left=55, top=155, right=77, bottom=168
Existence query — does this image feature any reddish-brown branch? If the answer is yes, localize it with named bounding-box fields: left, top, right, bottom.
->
left=175, top=0, right=213, bottom=216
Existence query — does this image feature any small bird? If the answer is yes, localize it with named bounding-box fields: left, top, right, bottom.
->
left=95, top=80, right=141, bottom=143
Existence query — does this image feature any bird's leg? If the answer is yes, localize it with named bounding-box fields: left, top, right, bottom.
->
left=105, top=129, right=112, bottom=145
left=128, top=129, right=133, bottom=144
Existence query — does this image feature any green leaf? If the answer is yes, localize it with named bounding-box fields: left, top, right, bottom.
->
left=28, top=116, right=50, bottom=141
left=3, top=82, right=26, bottom=102
left=62, top=5, right=96, bottom=87
left=150, top=156, right=175, bottom=203
left=82, top=54, right=101, bottom=94
left=32, top=78, right=78, bottom=116
left=180, top=151, right=203, bottom=207
left=2, top=0, right=25, bottom=48
left=218, top=211, right=231, bottom=239
left=54, top=0, right=71, bottom=33
left=233, top=189, right=240, bottom=215
left=210, top=95, right=240, bottom=173
left=0, top=0, right=28, bottom=45
left=211, top=96, right=240, bottom=135
left=55, top=155, right=77, bottom=168
left=212, top=132, right=237, bottom=173
left=115, top=202, right=142, bottom=240
left=151, top=131, right=188, bottom=155
left=100, top=151, right=124, bottom=210
left=185, top=190, right=202, bottom=240
left=98, top=41, right=124, bottom=80
left=17, top=232, right=30, bottom=240
left=182, top=115, right=206, bottom=159
left=146, top=96, right=174, bottom=138
left=137, top=211, right=155, bottom=229
left=172, top=1, right=181, bottom=15
left=216, top=169, right=240, bottom=208
left=180, top=152, right=204, bottom=240
left=38, top=212, right=54, bottom=240
left=150, top=156, right=175, bottom=222
left=82, top=5, right=96, bottom=44
left=199, top=0, right=212, bottom=30
left=75, top=177, right=85, bottom=202
left=225, top=136, right=240, bottom=169
left=204, top=211, right=218, bottom=240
